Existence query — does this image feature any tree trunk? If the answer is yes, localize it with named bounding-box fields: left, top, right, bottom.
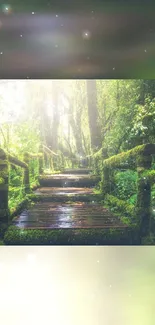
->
left=50, top=81, right=60, bottom=152
left=86, top=80, right=101, bottom=151
left=68, top=100, right=84, bottom=155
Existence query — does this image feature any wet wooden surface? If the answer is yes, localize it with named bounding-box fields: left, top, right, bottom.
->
left=35, top=187, right=95, bottom=196
left=13, top=201, right=128, bottom=229
left=13, top=169, right=127, bottom=230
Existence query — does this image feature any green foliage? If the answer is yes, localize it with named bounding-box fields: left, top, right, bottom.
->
left=1, top=79, right=155, bottom=245
left=29, top=158, right=39, bottom=184
left=8, top=159, right=39, bottom=212
left=105, top=194, right=135, bottom=220
left=141, top=170, right=155, bottom=185
left=128, top=193, right=137, bottom=205
left=4, top=226, right=139, bottom=245
left=0, top=177, right=4, bottom=184
left=130, top=97, right=155, bottom=145
left=8, top=166, right=24, bottom=211
left=113, top=170, right=137, bottom=200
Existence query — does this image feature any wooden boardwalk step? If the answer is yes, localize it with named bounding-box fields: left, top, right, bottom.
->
left=13, top=201, right=128, bottom=229
left=34, top=187, right=102, bottom=203
left=35, top=187, right=95, bottom=196
left=62, top=168, right=92, bottom=174
left=39, top=174, right=100, bottom=188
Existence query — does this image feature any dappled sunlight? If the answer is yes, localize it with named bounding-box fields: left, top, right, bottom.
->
left=0, top=80, right=26, bottom=123
left=0, top=79, right=155, bottom=244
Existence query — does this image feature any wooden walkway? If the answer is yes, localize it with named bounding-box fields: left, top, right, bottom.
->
left=13, top=170, right=128, bottom=230
left=39, top=173, right=100, bottom=187
left=13, top=199, right=128, bottom=229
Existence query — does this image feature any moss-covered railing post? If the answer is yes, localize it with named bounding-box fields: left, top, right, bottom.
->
left=0, top=148, right=9, bottom=223
left=102, top=166, right=111, bottom=196
left=136, top=153, right=152, bottom=237
left=101, top=147, right=111, bottom=195
left=101, top=143, right=155, bottom=239
left=23, top=152, right=30, bottom=194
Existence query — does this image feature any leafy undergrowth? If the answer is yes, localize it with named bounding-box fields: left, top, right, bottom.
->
left=4, top=226, right=139, bottom=245
left=9, top=183, right=39, bottom=214
left=113, top=170, right=137, bottom=200
left=102, top=169, right=155, bottom=208
left=9, top=163, right=40, bottom=214
left=93, top=187, right=102, bottom=195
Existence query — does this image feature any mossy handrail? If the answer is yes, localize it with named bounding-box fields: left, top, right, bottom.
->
left=42, top=145, right=65, bottom=171
left=98, top=143, right=155, bottom=237
left=0, top=147, right=43, bottom=222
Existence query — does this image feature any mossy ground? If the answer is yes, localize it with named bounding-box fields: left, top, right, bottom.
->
left=4, top=226, right=139, bottom=245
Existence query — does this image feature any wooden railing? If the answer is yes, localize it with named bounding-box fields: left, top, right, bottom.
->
left=94, top=144, right=155, bottom=237
left=0, top=144, right=73, bottom=223
left=0, top=147, right=43, bottom=222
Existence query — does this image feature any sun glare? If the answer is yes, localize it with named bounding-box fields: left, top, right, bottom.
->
left=45, top=88, right=70, bottom=136
left=0, top=81, right=25, bottom=124
left=0, top=80, right=73, bottom=142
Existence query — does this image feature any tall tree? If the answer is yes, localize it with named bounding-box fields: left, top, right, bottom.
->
left=50, top=81, right=60, bottom=152
left=86, top=80, right=101, bottom=151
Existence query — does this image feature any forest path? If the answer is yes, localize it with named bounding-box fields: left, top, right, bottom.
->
left=13, top=169, right=128, bottom=230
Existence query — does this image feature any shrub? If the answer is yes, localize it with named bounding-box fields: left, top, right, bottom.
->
left=113, top=170, right=137, bottom=200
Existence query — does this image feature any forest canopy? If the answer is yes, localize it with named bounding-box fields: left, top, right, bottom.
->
left=0, top=79, right=155, bottom=160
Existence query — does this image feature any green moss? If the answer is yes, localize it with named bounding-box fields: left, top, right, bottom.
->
left=105, top=194, right=135, bottom=218
left=93, top=156, right=103, bottom=175
left=93, top=148, right=108, bottom=176
left=103, top=144, right=155, bottom=169
left=101, top=166, right=111, bottom=195
left=141, top=170, right=155, bottom=185
left=93, top=188, right=102, bottom=195
left=0, top=177, right=4, bottom=185
left=93, top=148, right=103, bottom=158
left=4, top=226, right=139, bottom=245
left=9, top=198, right=31, bottom=220
left=38, top=153, right=43, bottom=158
left=0, top=170, right=8, bottom=179
left=136, top=170, right=151, bottom=237
left=24, top=152, right=43, bottom=158
left=93, top=147, right=108, bottom=159
left=0, top=159, right=8, bottom=165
